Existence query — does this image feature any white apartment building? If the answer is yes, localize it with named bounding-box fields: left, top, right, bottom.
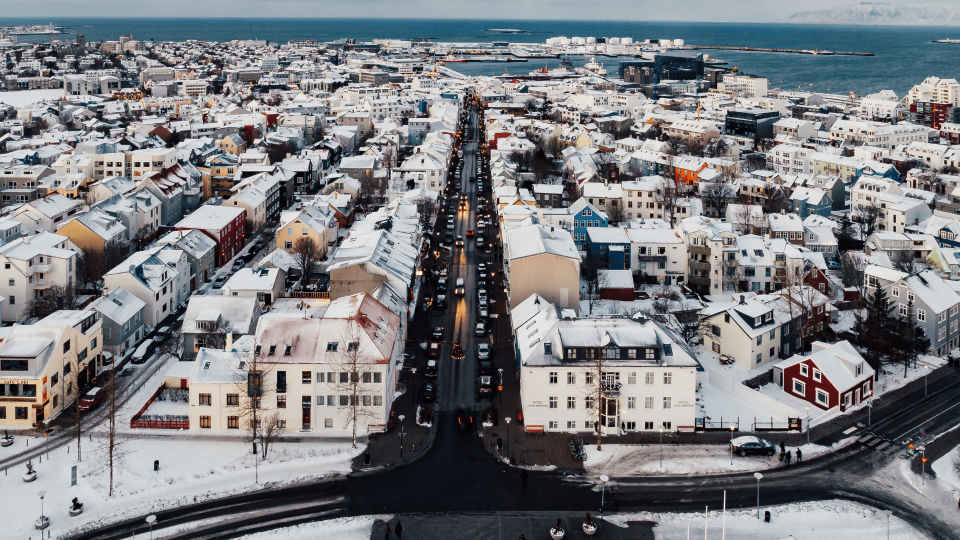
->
left=772, top=118, right=817, bottom=140
left=719, top=74, right=768, bottom=98
left=901, top=77, right=960, bottom=108
left=678, top=216, right=739, bottom=296
left=666, top=119, right=721, bottom=146
left=103, top=251, right=178, bottom=329
left=769, top=145, right=814, bottom=176
left=850, top=175, right=904, bottom=214
left=0, top=232, right=77, bottom=323
left=829, top=119, right=930, bottom=149
left=621, top=177, right=666, bottom=221
left=187, top=292, right=401, bottom=433
left=129, top=148, right=178, bottom=179
left=901, top=141, right=960, bottom=170
left=859, top=91, right=901, bottom=120
left=513, top=295, right=699, bottom=435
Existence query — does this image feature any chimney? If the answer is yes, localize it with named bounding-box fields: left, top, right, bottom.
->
left=739, top=295, right=746, bottom=305
left=129, top=264, right=136, bottom=274
left=225, top=329, right=233, bottom=352
left=780, top=208, right=785, bottom=214
left=22, top=235, right=29, bottom=245
left=550, top=226, right=555, bottom=239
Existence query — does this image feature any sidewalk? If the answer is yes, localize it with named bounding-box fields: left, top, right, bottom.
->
left=370, top=513, right=655, bottom=540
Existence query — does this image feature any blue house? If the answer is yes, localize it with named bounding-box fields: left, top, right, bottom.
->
left=790, top=187, right=833, bottom=218
left=585, top=227, right=631, bottom=270
left=569, top=198, right=608, bottom=252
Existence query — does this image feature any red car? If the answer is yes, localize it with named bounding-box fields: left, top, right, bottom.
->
left=428, top=342, right=442, bottom=358
left=79, top=387, right=104, bottom=411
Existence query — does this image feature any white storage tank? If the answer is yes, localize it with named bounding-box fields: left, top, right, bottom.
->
left=674, top=39, right=684, bottom=46
left=559, top=37, right=571, bottom=45
left=572, top=37, right=586, bottom=45
left=586, top=36, right=596, bottom=44
left=621, top=37, right=633, bottom=45
left=608, top=37, right=620, bottom=45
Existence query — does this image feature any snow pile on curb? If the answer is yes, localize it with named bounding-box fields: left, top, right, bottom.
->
left=605, top=500, right=929, bottom=539
left=236, top=515, right=391, bottom=540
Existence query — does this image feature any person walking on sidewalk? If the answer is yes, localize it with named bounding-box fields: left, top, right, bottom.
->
left=784, top=450, right=792, bottom=467
left=395, top=522, right=403, bottom=540
left=796, top=448, right=803, bottom=463
left=780, top=440, right=786, bottom=455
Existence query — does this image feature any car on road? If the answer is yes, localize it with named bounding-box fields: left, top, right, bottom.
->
left=475, top=322, right=488, bottom=337
left=213, top=275, right=228, bottom=289
left=232, top=259, right=246, bottom=272
left=477, top=342, right=492, bottom=360
left=422, top=382, right=438, bottom=402
left=437, top=278, right=447, bottom=293
left=477, top=375, right=493, bottom=397
left=478, top=360, right=493, bottom=376
left=79, top=387, right=104, bottom=411
left=826, top=259, right=841, bottom=270
left=456, top=408, right=472, bottom=429
left=455, top=278, right=465, bottom=295
left=456, top=235, right=464, bottom=247
left=447, top=220, right=456, bottom=230
left=478, top=263, right=486, bottom=273
left=443, top=233, right=454, bottom=244
left=436, top=294, right=447, bottom=309
left=478, top=308, right=489, bottom=322
left=428, top=342, right=442, bottom=358
left=424, top=360, right=438, bottom=378
left=432, top=326, right=444, bottom=340
left=731, top=436, right=776, bottom=457
left=466, top=229, right=474, bottom=237
left=131, top=340, right=155, bottom=364
left=153, top=326, right=169, bottom=342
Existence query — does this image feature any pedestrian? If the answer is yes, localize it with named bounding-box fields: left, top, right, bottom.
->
left=383, top=525, right=390, bottom=540
left=395, top=521, right=403, bottom=540
left=780, top=440, right=786, bottom=455
left=520, top=469, right=528, bottom=489
left=785, top=450, right=792, bottom=467
left=796, top=448, right=803, bottom=463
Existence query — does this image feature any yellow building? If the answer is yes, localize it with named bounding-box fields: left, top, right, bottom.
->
left=217, top=134, right=247, bottom=156
left=277, top=211, right=331, bottom=259
left=56, top=208, right=128, bottom=254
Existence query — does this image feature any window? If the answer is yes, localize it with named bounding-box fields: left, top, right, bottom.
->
left=325, top=418, right=334, bottom=428
left=585, top=397, right=595, bottom=410
left=200, top=416, right=211, bottom=428
left=277, top=419, right=286, bottom=428
left=226, top=394, right=239, bottom=406
left=899, top=303, right=908, bottom=316
left=549, top=372, right=558, bottom=384
left=326, top=342, right=338, bottom=351
left=813, top=369, right=821, bottom=382
left=908, top=291, right=915, bottom=303
left=585, top=373, right=594, bottom=385
left=663, top=397, right=672, bottom=409
left=8, top=296, right=13, bottom=305
left=939, top=311, right=947, bottom=323
left=793, top=379, right=805, bottom=396
left=816, top=389, right=829, bottom=406
left=549, top=397, right=557, bottom=409
left=302, top=371, right=311, bottom=383
left=892, top=287, right=899, bottom=297
left=363, top=372, right=372, bottom=384
left=800, top=364, right=809, bottom=376
left=567, top=397, right=576, bottom=409
left=918, top=309, right=926, bottom=322
left=567, top=372, right=576, bottom=385
left=277, top=395, right=287, bottom=408
left=644, top=397, right=654, bottom=409
left=15, top=407, right=28, bottom=420
left=627, top=397, right=636, bottom=409
left=567, top=421, right=577, bottom=429
left=644, top=421, right=654, bottom=430
left=663, top=372, right=672, bottom=385
left=227, top=416, right=239, bottom=429
left=199, top=393, right=212, bottom=406
left=627, top=372, right=636, bottom=385
left=373, top=395, right=383, bottom=407
left=756, top=353, right=762, bottom=365
left=645, top=372, right=654, bottom=385
left=548, top=421, right=558, bottom=429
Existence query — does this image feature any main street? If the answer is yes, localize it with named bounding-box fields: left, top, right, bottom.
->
left=64, top=104, right=960, bottom=540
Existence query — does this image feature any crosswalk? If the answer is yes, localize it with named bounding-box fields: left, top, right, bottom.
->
left=857, top=433, right=900, bottom=455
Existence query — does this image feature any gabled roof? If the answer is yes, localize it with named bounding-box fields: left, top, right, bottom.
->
left=774, top=340, right=872, bottom=391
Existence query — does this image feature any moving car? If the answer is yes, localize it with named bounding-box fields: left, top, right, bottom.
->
left=436, top=294, right=447, bottom=309
left=153, top=327, right=169, bottom=342
left=477, top=342, right=492, bottom=360
left=455, top=278, right=465, bottom=295
left=428, top=342, right=442, bottom=358
left=477, top=375, right=493, bottom=397
left=466, top=229, right=474, bottom=237
left=456, top=408, right=472, bottom=430
left=731, top=436, right=776, bottom=457
left=447, top=220, right=456, bottom=230
left=456, top=235, right=464, bottom=247
left=422, top=382, right=438, bottom=402
left=444, top=233, right=454, bottom=244
left=432, top=326, right=444, bottom=340
left=79, top=387, right=104, bottom=411
left=424, top=360, right=438, bottom=378
left=479, top=360, right=493, bottom=376
left=474, top=322, right=488, bottom=337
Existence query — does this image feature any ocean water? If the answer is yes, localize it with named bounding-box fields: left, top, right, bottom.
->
left=1, top=17, right=959, bottom=95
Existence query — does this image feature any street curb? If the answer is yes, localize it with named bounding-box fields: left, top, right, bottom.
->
left=350, top=417, right=438, bottom=478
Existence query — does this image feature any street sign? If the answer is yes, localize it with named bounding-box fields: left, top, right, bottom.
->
left=920, top=429, right=925, bottom=436
left=71, top=465, right=77, bottom=487
left=498, top=386, right=503, bottom=391
left=867, top=400, right=872, bottom=408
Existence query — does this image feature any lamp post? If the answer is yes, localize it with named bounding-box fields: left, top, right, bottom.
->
left=253, top=438, right=261, bottom=483
left=38, top=490, right=47, bottom=530
left=398, top=414, right=406, bottom=458
left=599, top=475, right=609, bottom=513
left=754, top=472, right=763, bottom=519
left=921, top=446, right=926, bottom=486
left=146, top=515, right=157, bottom=540
left=882, top=510, right=892, bottom=540
left=806, top=406, right=810, bottom=445
left=924, top=365, right=929, bottom=397
left=659, top=429, right=664, bottom=468
left=498, top=368, right=503, bottom=406
left=505, top=417, right=512, bottom=463
left=730, top=425, right=735, bottom=465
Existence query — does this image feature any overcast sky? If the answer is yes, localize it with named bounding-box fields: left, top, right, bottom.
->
left=0, top=0, right=955, bottom=20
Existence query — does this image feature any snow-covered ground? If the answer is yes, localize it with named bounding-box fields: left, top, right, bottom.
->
left=235, top=515, right=389, bottom=540
left=607, top=500, right=929, bottom=539
left=1, top=436, right=362, bottom=539
left=931, top=444, right=960, bottom=495
left=583, top=438, right=853, bottom=476
left=0, top=88, right=64, bottom=108
left=873, top=354, right=947, bottom=398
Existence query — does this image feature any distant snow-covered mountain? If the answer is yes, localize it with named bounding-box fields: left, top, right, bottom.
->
left=786, top=2, right=960, bottom=26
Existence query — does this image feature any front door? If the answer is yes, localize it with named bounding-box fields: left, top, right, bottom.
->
left=302, top=400, right=311, bottom=429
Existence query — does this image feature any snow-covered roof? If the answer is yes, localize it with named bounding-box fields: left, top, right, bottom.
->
left=506, top=224, right=581, bottom=261
left=224, top=267, right=282, bottom=292
left=87, top=287, right=145, bottom=324
left=774, top=340, right=872, bottom=392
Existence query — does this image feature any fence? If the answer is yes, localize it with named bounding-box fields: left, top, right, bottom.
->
left=743, top=369, right=773, bottom=389
left=707, top=370, right=803, bottom=427
left=280, top=291, right=331, bottom=299
left=130, top=384, right=190, bottom=430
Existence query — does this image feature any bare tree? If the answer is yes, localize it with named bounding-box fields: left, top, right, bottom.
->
left=891, top=249, right=922, bottom=274
left=581, top=329, right=612, bottom=451
left=721, top=254, right=745, bottom=294
left=291, top=236, right=321, bottom=291
left=857, top=206, right=882, bottom=239
left=234, top=346, right=279, bottom=459
left=65, top=350, right=85, bottom=462
left=605, top=200, right=626, bottom=225
left=582, top=255, right=608, bottom=315
left=730, top=204, right=757, bottom=235
left=656, top=179, right=690, bottom=225
left=155, top=326, right=185, bottom=361
left=332, top=325, right=382, bottom=448
left=414, top=197, right=438, bottom=232
left=701, top=182, right=738, bottom=217
left=91, top=350, right=131, bottom=497
left=25, top=283, right=79, bottom=319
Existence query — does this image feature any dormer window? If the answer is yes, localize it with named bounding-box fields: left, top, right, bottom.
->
left=268, top=345, right=276, bottom=355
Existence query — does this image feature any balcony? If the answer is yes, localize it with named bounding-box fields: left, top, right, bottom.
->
left=601, top=381, right=622, bottom=398
left=638, top=254, right=668, bottom=263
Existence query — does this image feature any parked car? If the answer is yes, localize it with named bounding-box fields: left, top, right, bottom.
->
left=731, top=436, right=776, bottom=457
left=466, top=229, right=475, bottom=237
left=477, top=375, right=493, bottom=397
left=131, top=340, right=155, bottom=364
left=424, top=360, right=438, bottom=378
left=232, top=259, right=245, bottom=271
left=437, top=278, right=447, bottom=293
left=428, top=342, right=442, bottom=358
left=477, top=342, right=492, bottom=360
left=153, top=327, right=169, bottom=342
left=443, top=233, right=454, bottom=244
left=79, top=387, right=104, bottom=411
left=436, top=294, right=448, bottom=309
left=447, top=220, right=456, bottom=230
left=422, top=382, right=438, bottom=402
left=432, top=326, right=444, bottom=340
left=456, top=408, right=472, bottom=430
left=478, top=360, right=493, bottom=376
left=475, top=322, right=488, bottom=337
left=478, top=308, right=489, bottom=322
left=212, top=275, right=227, bottom=289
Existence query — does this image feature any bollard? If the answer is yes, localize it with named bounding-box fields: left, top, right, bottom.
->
left=765, top=511, right=771, bottom=523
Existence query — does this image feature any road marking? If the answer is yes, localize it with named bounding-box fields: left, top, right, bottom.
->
left=858, top=435, right=875, bottom=443
left=866, top=438, right=883, bottom=447
left=876, top=441, right=891, bottom=451
left=843, top=426, right=858, bottom=435
left=889, top=398, right=960, bottom=442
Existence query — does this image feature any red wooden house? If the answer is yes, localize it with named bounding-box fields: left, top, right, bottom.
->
left=773, top=341, right=875, bottom=412
left=174, top=205, right=247, bottom=267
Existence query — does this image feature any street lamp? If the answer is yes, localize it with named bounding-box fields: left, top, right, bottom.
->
left=729, top=425, right=735, bottom=465
left=599, top=475, right=609, bottom=513
left=505, top=417, right=512, bottom=463
left=253, top=438, right=261, bottom=483
left=924, top=364, right=929, bottom=397
left=37, top=490, right=48, bottom=530
left=806, top=407, right=810, bottom=445
left=398, top=414, right=406, bottom=457
left=146, top=515, right=157, bottom=540
left=882, top=510, right=892, bottom=540
left=498, top=368, right=504, bottom=406
left=754, top=472, right=763, bottom=520
left=659, top=429, right=664, bottom=468
left=921, top=445, right=927, bottom=486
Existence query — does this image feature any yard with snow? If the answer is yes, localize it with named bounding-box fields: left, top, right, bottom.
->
left=0, top=88, right=64, bottom=108
left=608, top=500, right=929, bottom=539
left=583, top=438, right=853, bottom=476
